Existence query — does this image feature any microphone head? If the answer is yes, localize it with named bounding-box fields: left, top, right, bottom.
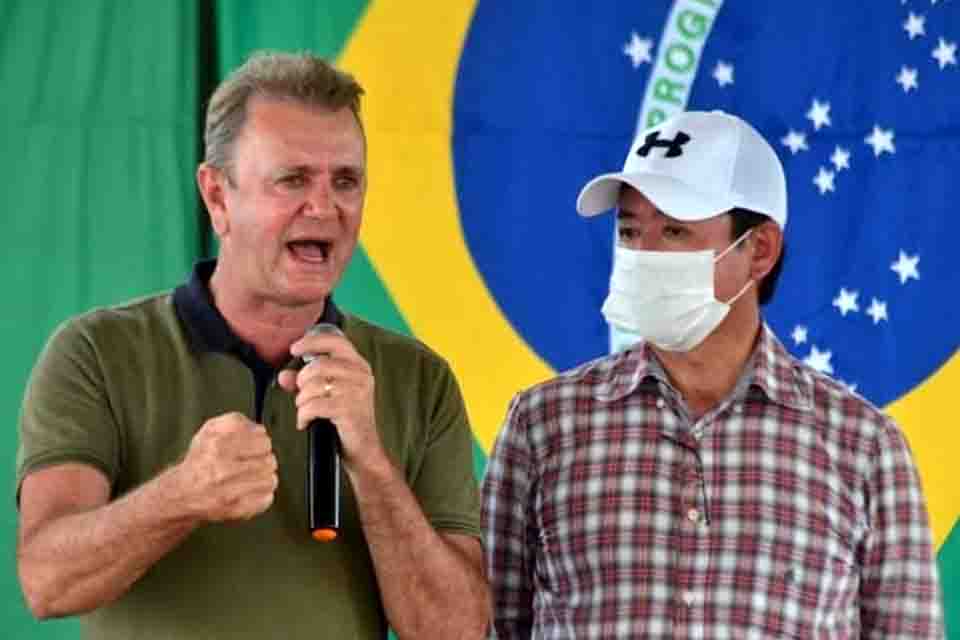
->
left=306, top=322, right=344, bottom=338
left=303, top=323, right=345, bottom=363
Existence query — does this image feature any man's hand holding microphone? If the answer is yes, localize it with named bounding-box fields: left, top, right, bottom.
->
left=277, top=324, right=387, bottom=541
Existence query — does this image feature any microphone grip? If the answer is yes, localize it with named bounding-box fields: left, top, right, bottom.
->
left=307, top=417, right=340, bottom=542
left=303, top=322, right=345, bottom=543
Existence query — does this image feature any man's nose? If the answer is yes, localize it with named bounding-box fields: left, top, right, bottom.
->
left=302, top=180, right=335, bottom=218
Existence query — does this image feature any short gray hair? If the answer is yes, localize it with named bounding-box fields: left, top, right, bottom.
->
left=204, top=51, right=365, bottom=178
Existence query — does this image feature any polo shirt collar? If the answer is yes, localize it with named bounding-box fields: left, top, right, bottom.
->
left=173, top=259, right=343, bottom=356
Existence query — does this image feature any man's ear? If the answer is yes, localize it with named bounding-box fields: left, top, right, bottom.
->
left=749, top=222, right=783, bottom=283
left=197, top=163, right=230, bottom=237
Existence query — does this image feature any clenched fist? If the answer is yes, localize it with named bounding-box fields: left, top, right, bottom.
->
left=172, top=412, right=278, bottom=522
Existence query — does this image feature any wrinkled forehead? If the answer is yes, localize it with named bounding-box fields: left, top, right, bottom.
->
left=241, top=98, right=366, bottom=165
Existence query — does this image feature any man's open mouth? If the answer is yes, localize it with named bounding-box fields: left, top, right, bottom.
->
left=287, top=239, right=332, bottom=263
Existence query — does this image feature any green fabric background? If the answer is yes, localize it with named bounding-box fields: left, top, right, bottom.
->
left=2, top=1, right=199, bottom=636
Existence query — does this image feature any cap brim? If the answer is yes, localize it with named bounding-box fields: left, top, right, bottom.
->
left=576, top=172, right=735, bottom=221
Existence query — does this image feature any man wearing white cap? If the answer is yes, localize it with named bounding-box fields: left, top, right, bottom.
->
left=482, top=111, right=943, bottom=638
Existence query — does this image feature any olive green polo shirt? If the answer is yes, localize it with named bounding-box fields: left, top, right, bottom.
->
left=17, top=267, right=480, bottom=639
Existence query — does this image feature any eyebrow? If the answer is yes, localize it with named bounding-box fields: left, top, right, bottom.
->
left=278, top=164, right=365, bottom=177
left=332, top=165, right=365, bottom=177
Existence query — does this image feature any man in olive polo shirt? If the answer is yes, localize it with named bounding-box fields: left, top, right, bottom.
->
left=16, top=51, right=490, bottom=639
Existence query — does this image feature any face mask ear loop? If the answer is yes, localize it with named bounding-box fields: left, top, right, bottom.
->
left=715, top=228, right=756, bottom=306
left=724, top=278, right=755, bottom=306
left=714, top=228, right=754, bottom=263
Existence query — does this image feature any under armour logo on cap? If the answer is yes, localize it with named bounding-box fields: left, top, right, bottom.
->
left=576, top=111, right=786, bottom=227
left=636, top=130, right=692, bottom=158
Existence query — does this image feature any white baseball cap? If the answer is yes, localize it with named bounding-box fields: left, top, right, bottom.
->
left=576, top=110, right=787, bottom=228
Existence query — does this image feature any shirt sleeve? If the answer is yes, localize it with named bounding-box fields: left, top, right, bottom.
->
left=482, top=394, right=535, bottom=640
left=859, top=419, right=945, bottom=639
left=16, top=316, right=120, bottom=499
left=410, top=359, right=481, bottom=538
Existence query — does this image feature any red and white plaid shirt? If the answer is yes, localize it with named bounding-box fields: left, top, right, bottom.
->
left=482, top=324, right=943, bottom=639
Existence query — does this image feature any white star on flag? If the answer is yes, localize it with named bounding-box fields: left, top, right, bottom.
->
left=791, top=325, right=808, bottom=345
left=804, top=345, right=834, bottom=375
left=813, top=167, right=836, bottom=194
left=867, top=298, right=889, bottom=324
left=904, top=12, right=927, bottom=39
left=865, top=125, right=896, bottom=157
left=712, top=60, right=734, bottom=87
left=781, top=130, right=809, bottom=154
left=891, top=250, right=921, bottom=284
left=623, top=32, right=653, bottom=68
left=806, top=98, right=832, bottom=131
left=833, top=288, right=860, bottom=316
left=831, top=146, right=851, bottom=171
left=933, top=37, right=957, bottom=69
left=896, top=65, right=919, bottom=92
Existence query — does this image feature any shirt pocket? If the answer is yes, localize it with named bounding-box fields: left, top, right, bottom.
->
left=742, top=538, right=857, bottom=639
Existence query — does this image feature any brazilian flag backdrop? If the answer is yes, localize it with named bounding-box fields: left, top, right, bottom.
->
left=2, top=1, right=957, bottom=637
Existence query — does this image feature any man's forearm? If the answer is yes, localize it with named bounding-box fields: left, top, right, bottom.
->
left=18, top=467, right=198, bottom=619
left=348, top=457, right=490, bottom=639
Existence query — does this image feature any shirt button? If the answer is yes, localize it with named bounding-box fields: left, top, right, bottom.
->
left=656, top=398, right=666, bottom=409
left=733, top=404, right=743, bottom=414
left=682, top=591, right=695, bottom=607
left=687, top=508, right=700, bottom=523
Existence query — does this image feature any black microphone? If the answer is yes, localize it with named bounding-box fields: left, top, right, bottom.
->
left=302, top=323, right=343, bottom=542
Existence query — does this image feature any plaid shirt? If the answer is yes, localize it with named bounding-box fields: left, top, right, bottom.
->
left=482, top=324, right=943, bottom=639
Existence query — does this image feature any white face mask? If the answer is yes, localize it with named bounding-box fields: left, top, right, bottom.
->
left=601, top=230, right=754, bottom=352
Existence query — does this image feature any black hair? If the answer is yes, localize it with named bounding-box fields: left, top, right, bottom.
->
left=728, top=208, right=785, bottom=305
